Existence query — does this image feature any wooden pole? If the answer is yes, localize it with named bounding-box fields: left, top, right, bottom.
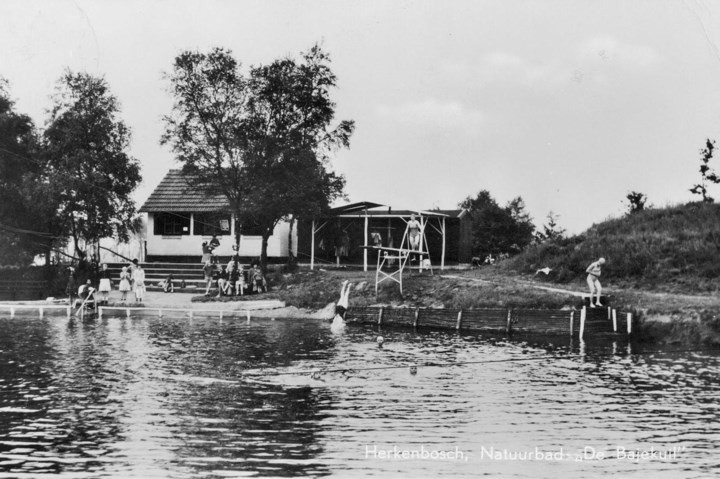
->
left=570, top=310, right=574, bottom=336
left=506, top=309, right=512, bottom=333
left=456, top=310, right=463, bottom=330
left=310, top=219, right=316, bottom=270
left=378, top=307, right=384, bottom=326
left=414, top=308, right=419, bottom=328
left=612, top=309, right=617, bottom=332
left=441, top=217, right=446, bottom=271
left=627, top=313, right=632, bottom=334
left=580, top=307, right=586, bottom=339
left=364, top=209, right=369, bottom=272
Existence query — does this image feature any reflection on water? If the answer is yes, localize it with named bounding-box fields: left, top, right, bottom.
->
left=0, top=314, right=718, bottom=478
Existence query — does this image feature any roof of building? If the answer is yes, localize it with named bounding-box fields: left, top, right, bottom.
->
left=139, top=170, right=229, bottom=213
left=140, top=170, right=466, bottom=218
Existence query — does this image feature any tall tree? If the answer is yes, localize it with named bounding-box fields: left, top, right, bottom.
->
left=162, top=45, right=353, bottom=268
left=0, top=79, right=54, bottom=264
left=535, top=211, right=566, bottom=243
left=460, top=191, right=535, bottom=258
left=43, top=71, right=141, bottom=265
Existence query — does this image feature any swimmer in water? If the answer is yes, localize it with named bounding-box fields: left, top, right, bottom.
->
left=331, top=280, right=352, bottom=332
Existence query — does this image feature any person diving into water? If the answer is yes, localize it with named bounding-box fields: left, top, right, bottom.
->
left=331, top=280, right=352, bottom=332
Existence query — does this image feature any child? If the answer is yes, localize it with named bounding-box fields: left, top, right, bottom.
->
left=118, top=266, right=131, bottom=302
left=131, top=259, right=145, bottom=303
left=97, top=263, right=112, bottom=305
left=216, top=265, right=229, bottom=298
left=251, top=264, right=267, bottom=294
left=163, top=273, right=175, bottom=293
left=203, top=260, right=214, bottom=296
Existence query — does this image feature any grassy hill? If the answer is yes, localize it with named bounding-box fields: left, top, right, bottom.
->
left=504, top=202, right=720, bottom=293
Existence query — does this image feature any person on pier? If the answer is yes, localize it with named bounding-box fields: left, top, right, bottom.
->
left=586, top=257, right=606, bottom=307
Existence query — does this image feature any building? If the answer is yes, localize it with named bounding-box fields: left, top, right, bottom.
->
left=297, top=202, right=472, bottom=270
left=139, top=170, right=295, bottom=262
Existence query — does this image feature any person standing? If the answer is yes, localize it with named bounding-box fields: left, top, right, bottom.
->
left=65, top=267, right=77, bottom=306
left=131, top=259, right=145, bottom=303
left=406, top=214, right=421, bottom=249
left=97, top=263, right=112, bottom=305
left=586, top=257, right=606, bottom=307
left=203, top=260, right=214, bottom=296
left=118, top=266, right=131, bottom=303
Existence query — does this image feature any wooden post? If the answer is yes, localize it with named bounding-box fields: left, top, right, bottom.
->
left=98, top=307, right=102, bottom=320
left=246, top=310, right=251, bottom=323
left=441, top=217, right=446, bottom=271
left=126, top=308, right=131, bottom=318
left=627, top=313, right=632, bottom=334
left=607, top=306, right=612, bottom=320
left=506, top=309, right=512, bottom=333
left=378, top=307, right=384, bottom=326
left=39, top=307, right=44, bottom=319
left=456, top=310, right=463, bottom=330
left=67, top=306, right=71, bottom=318
left=580, top=307, right=586, bottom=339
left=612, top=309, right=617, bottom=332
left=363, top=209, right=369, bottom=272
left=570, top=311, right=574, bottom=336
left=10, top=307, right=14, bottom=318
left=310, top=219, right=316, bottom=270
left=158, top=308, right=163, bottom=318
left=414, top=308, right=419, bottom=328
left=219, top=310, right=223, bottom=321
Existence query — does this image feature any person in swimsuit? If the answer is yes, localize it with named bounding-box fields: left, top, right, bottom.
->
left=586, top=257, right=606, bottom=307
left=331, top=280, right=353, bottom=332
left=407, top=214, right=421, bottom=250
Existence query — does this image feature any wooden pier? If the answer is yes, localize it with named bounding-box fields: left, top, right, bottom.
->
left=345, top=305, right=633, bottom=338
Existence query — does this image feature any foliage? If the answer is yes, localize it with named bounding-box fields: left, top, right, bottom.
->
left=459, top=190, right=535, bottom=258
left=689, top=138, right=719, bottom=203
left=625, top=191, right=648, bottom=214
left=504, top=202, right=720, bottom=291
left=0, top=78, right=54, bottom=264
left=43, top=71, right=141, bottom=263
left=534, top=211, right=566, bottom=243
left=162, top=45, right=353, bottom=268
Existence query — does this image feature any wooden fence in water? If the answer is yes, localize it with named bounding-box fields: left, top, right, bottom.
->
left=346, top=305, right=633, bottom=338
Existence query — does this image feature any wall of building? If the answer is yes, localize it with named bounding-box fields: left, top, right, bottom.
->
left=145, top=213, right=296, bottom=259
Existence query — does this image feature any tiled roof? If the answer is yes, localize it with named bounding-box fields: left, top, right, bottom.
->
left=139, top=170, right=230, bottom=213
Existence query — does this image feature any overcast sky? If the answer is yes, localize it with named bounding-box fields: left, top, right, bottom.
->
left=2, top=0, right=720, bottom=233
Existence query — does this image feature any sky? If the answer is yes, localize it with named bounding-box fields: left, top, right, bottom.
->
left=2, top=0, right=720, bottom=234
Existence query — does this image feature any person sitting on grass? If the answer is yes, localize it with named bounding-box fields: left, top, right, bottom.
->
left=228, top=261, right=243, bottom=296
left=251, top=264, right=267, bottom=294
left=331, top=280, right=353, bottom=332
left=216, top=264, right=230, bottom=298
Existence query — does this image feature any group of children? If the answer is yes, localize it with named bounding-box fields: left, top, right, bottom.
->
left=203, top=259, right=267, bottom=297
left=65, top=259, right=146, bottom=308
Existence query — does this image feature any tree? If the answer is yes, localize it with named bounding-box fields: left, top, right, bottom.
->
left=535, top=211, right=566, bottom=243
left=689, top=138, right=719, bottom=203
left=43, top=71, right=141, bottom=265
left=459, top=191, right=535, bottom=258
left=0, top=79, right=52, bottom=265
left=625, top=191, right=648, bottom=214
left=162, top=45, right=353, bottom=268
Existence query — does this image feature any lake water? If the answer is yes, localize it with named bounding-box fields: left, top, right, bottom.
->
left=0, top=314, right=718, bottom=478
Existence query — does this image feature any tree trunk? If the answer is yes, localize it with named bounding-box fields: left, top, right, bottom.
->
left=260, top=234, right=270, bottom=273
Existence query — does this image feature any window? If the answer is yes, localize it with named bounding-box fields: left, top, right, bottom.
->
left=154, top=212, right=190, bottom=236
left=194, top=212, right=232, bottom=236
left=239, top=218, right=270, bottom=237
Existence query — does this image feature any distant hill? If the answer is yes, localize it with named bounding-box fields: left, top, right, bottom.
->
left=505, top=202, right=720, bottom=292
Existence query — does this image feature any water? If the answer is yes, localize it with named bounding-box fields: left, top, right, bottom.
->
left=0, top=314, right=718, bottom=478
